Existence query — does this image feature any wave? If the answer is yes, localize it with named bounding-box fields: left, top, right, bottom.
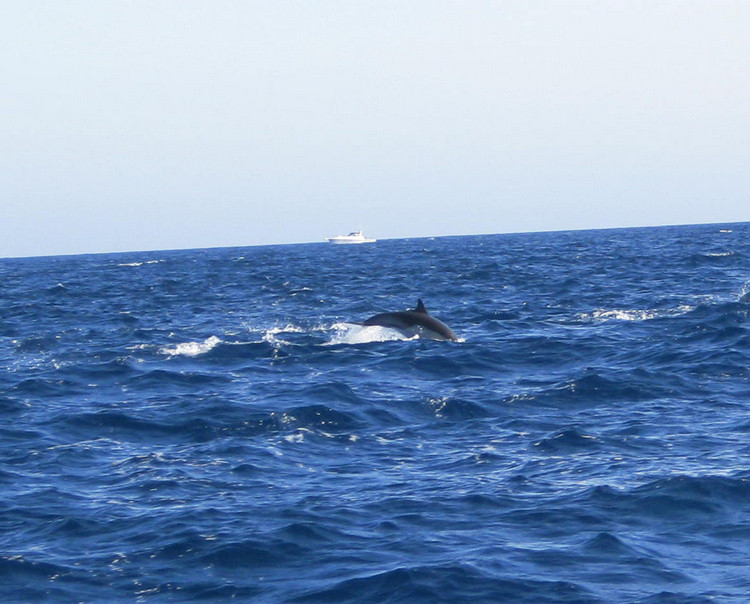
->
left=532, top=427, right=601, bottom=453
left=588, top=473, right=750, bottom=521
left=688, top=251, right=740, bottom=266
left=633, top=474, right=750, bottom=512
left=327, top=322, right=415, bottom=345
left=517, top=368, right=669, bottom=408
left=13, top=334, right=60, bottom=353
left=576, top=305, right=695, bottom=323
left=160, top=336, right=222, bottom=357
left=261, top=323, right=327, bottom=347
left=275, top=402, right=365, bottom=435
left=116, top=259, right=164, bottom=267
left=57, top=407, right=281, bottom=444
left=0, top=555, right=72, bottom=601
left=156, top=324, right=342, bottom=352
left=425, top=396, right=489, bottom=421
left=8, top=376, right=87, bottom=398
left=292, top=564, right=593, bottom=604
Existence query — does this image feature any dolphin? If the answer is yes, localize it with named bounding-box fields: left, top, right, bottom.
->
left=360, top=299, right=458, bottom=341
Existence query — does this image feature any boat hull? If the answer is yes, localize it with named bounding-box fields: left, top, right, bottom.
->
left=326, top=238, right=376, bottom=244
left=325, top=231, right=376, bottom=244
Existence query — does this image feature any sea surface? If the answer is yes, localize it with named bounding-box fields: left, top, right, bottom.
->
left=2, top=223, right=750, bottom=603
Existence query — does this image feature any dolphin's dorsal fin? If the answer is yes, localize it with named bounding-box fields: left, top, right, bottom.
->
left=415, top=299, right=428, bottom=314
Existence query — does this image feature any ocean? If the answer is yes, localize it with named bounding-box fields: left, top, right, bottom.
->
left=2, top=222, right=750, bottom=603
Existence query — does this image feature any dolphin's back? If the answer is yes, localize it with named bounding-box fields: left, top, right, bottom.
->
left=362, top=311, right=412, bottom=328
left=361, top=300, right=457, bottom=341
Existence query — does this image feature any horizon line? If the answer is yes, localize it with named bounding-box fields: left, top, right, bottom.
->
left=2, top=219, right=747, bottom=261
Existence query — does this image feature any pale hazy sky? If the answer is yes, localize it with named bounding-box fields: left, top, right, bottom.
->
left=2, top=1, right=749, bottom=258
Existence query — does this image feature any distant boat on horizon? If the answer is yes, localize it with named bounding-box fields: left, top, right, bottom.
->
left=325, top=230, right=376, bottom=244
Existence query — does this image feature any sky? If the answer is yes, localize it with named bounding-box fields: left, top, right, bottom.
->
left=2, top=0, right=749, bottom=258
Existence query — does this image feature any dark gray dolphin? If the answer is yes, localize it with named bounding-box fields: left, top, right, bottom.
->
left=361, top=299, right=458, bottom=341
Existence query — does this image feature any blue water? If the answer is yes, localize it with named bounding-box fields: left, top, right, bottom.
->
left=2, top=223, right=750, bottom=603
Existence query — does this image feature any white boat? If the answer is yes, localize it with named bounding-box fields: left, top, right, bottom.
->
left=325, top=231, right=376, bottom=244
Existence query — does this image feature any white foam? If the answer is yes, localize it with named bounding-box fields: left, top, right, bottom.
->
left=264, top=324, right=306, bottom=337
left=260, top=323, right=309, bottom=346
left=326, top=322, right=415, bottom=345
left=160, top=335, right=221, bottom=357
left=587, top=309, right=660, bottom=322
left=579, top=305, right=695, bottom=323
left=118, top=259, right=163, bottom=267
left=283, top=431, right=306, bottom=444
